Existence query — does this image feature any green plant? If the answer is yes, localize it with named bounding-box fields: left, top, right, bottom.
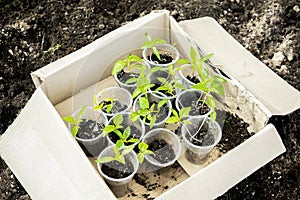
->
left=95, top=143, right=135, bottom=165
left=112, top=54, right=144, bottom=75
left=141, top=33, right=166, bottom=61
left=62, top=105, right=87, bottom=137
left=188, top=46, right=227, bottom=121
left=137, top=142, right=154, bottom=164
left=48, top=44, right=62, bottom=54
left=166, top=107, right=192, bottom=125
left=131, top=96, right=169, bottom=128
left=155, top=77, right=186, bottom=98
left=93, top=95, right=117, bottom=114
left=131, top=73, right=155, bottom=99
left=102, top=114, right=140, bottom=148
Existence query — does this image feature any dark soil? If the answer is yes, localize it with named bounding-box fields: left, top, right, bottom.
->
left=178, top=94, right=211, bottom=116
left=148, top=139, right=175, bottom=164
left=1, top=0, right=299, bottom=200
left=101, top=159, right=134, bottom=179
left=148, top=53, right=173, bottom=64
left=77, top=119, right=104, bottom=139
left=187, top=75, right=201, bottom=84
left=117, top=69, right=138, bottom=85
left=187, top=122, right=215, bottom=146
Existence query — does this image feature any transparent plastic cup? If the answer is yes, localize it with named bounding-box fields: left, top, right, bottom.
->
left=181, top=116, right=222, bottom=165
left=178, top=64, right=197, bottom=89
left=142, top=44, right=179, bottom=68
left=141, top=128, right=182, bottom=171
left=133, top=91, right=172, bottom=132
left=113, top=60, right=150, bottom=94
left=97, top=146, right=138, bottom=197
left=96, top=87, right=132, bottom=118
left=69, top=107, right=108, bottom=158
left=106, top=112, right=145, bottom=147
left=175, top=88, right=212, bottom=118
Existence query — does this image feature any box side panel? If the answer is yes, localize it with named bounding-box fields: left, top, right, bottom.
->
left=178, top=17, right=300, bottom=115
left=157, top=124, right=286, bottom=200
left=31, top=11, right=170, bottom=105
left=0, top=88, right=116, bottom=200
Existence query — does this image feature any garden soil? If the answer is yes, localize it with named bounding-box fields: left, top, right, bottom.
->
left=0, top=0, right=299, bottom=199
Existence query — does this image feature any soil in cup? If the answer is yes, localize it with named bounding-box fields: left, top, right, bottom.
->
left=77, top=118, right=105, bottom=139
left=148, top=53, right=173, bottom=64
left=187, top=122, right=215, bottom=146
left=101, top=158, right=134, bottom=179
left=186, top=75, right=201, bottom=84
left=148, top=139, right=175, bottom=164
left=117, top=69, right=139, bottom=85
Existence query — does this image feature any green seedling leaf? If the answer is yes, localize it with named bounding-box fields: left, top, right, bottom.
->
left=128, top=54, right=143, bottom=63
left=130, top=112, right=140, bottom=121
left=62, top=116, right=76, bottom=124
left=137, top=153, right=145, bottom=164
left=171, top=109, right=179, bottom=119
left=152, top=46, right=161, bottom=61
left=150, top=66, right=164, bottom=74
left=153, top=38, right=166, bottom=44
left=138, top=142, right=148, bottom=152
left=78, top=105, right=87, bottom=119
left=179, top=107, right=191, bottom=119
left=157, top=99, right=168, bottom=109
left=127, top=138, right=140, bottom=143
left=139, top=97, right=149, bottom=110
left=210, top=110, right=217, bottom=121
left=174, top=81, right=186, bottom=90
left=116, top=155, right=125, bottom=165
left=157, top=77, right=166, bottom=84
left=113, top=114, right=123, bottom=126
left=122, top=144, right=135, bottom=155
left=72, top=125, right=79, bottom=137
left=103, top=125, right=117, bottom=135
left=166, top=116, right=179, bottom=124
left=125, top=77, right=138, bottom=84
left=200, top=53, right=214, bottom=62
left=150, top=115, right=156, bottom=128
left=176, top=58, right=190, bottom=64
left=112, top=60, right=125, bottom=75
left=123, top=127, right=131, bottom=140
left=116, top=140, right=124, bottom=149
left=95, top=156, right=115, bottom=164
left=190, top=46, right=198, bottom=63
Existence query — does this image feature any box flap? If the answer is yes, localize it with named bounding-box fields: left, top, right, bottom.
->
left=178, top=17, right=300, bottom=116
left=157, top=124, right=286, bottom=199
left=0, top=87, right=116, bottom=200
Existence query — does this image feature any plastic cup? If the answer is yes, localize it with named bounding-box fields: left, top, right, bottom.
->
left=106, top=112, right=145, bottom=147
left=113, top=60, right=150, bottom=94
left=70, top=107, right=108, bottom=158
left=96, top=87, right=132, bottom=118
left=97, top=146, right=138, bottom=197
left=141, top=128, right=182, bottom=171
left=133, top=91, right=171, bottom=132
left=181, top=116, right=222, bottom=165
left=142, top=44, right=179, bottom=68
left=175, top=88, right=212, bottom=118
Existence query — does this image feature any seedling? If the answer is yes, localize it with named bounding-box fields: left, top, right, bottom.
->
left=141, top=33, right=166, bottom=61
left=112, top=54, right=144, bottom=75
left=137, top=142, right=154, bottom=164
left=166, top=107, right=192, bottom=125
left=62, top=105, right=87, bottom=137
left=102, top=114, right=139, bottom=148
left=131, top=96, right=169, bottom=128
left=93, top=94, right=118, bottom=114
left=95, top=143, right=135, bottom=165
left=131, top=74, right=155, bottom=99
left=155, top=77, right=186, bottom=98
